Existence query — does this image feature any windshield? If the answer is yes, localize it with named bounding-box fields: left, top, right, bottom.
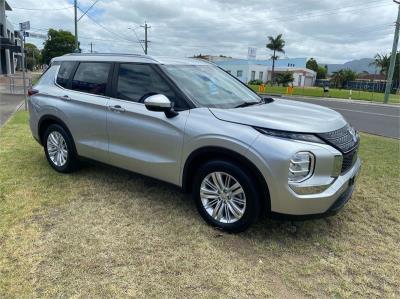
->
left=162, top=64, right=261, bottom=108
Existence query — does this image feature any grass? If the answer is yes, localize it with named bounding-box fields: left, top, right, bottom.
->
left=249, top=85, right=400, bottom=104
left=1, top=111, right=399, bottom=298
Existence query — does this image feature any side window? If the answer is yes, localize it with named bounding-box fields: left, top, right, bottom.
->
left=116, top=63, right=187, bottom=109
left=71, top=62, right=111, bottom=95
left=56, top=61, right=76, bottom=88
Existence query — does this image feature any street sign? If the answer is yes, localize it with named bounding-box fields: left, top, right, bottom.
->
left=25, top=32, right=47, bottom=39
left=19, top=21, right=30, bottom=31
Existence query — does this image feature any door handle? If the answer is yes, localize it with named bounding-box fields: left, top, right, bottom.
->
left=61, top=95, right=70, bottom=100
left=109, top=105, right=126, bottom=112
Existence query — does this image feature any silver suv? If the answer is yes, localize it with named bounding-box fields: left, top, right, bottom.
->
left=28, top=53, right=361, bottom=232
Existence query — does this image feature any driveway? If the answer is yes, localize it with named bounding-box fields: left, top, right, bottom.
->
left=0, top=94, right=24, bottom=127
left=276, top=96, right=400, bottom=139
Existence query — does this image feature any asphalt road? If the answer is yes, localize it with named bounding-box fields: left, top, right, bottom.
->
left=286, top=97, right=400, bottom=139
left=0, top=94, right=24, bottom=127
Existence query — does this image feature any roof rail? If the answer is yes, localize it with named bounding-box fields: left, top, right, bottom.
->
left=62, top=52, right=158, bottom=62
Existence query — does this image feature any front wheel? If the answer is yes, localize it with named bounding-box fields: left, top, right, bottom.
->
left=193, top=160, right=260, bottom=233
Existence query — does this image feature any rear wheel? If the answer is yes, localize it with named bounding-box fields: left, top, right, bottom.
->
left=193, top=160, right=260, bottom=233
left=44, top=124, right=78, bottom=173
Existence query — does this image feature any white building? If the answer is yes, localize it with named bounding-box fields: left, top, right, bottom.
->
left=215, top=58, right=316, bottom=87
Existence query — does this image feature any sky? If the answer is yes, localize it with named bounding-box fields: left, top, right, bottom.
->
left=5, top=0, right=398, bottom=63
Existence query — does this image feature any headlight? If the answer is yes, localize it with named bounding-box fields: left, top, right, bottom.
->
left=255, top=127, right=325, bottom=144
left=288, top=152, right=315, bottom=182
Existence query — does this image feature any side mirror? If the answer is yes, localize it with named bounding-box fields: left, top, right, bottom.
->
left=144, top=94, right=179, bottom=118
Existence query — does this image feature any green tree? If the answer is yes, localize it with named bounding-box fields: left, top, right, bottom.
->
left=331, top=70, right=344, bottom=88
left=266, top=34, right=285, bottom=84
left=331, top=69, right=356, bottom=88
left=369, top=53, right=390, bottom=76
left=342, top=69, right=357, bottom=85
left=24, top=43, right=41, bottom=71
left=276, top=71, right=294, bottom=86
left=306, top=58, right=318, bottom=72
left=317, top=65, right=327, bottom=79
left=42, top=29, right=76, bottom=64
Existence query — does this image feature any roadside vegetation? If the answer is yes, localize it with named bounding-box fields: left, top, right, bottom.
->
left=1, top=112, right=399, bottom=298
left=250, top=84, right=400, bottom=104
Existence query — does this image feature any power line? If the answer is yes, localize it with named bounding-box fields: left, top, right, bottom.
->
left=128, top=26, right=145, bottom=53
left=77, top=0, right=101, bottom=22
left=10, top=6, right=73, bottom=11
left=76, top=8, right=144, bottom=52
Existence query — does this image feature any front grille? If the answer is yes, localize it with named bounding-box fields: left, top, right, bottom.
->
left=317, top=125, right=360, bottom=174
left=341, top=148, right=358, bottom=173
left=317, top=125, right=359, bottom=153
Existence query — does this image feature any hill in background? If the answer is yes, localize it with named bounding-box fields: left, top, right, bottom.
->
left=324, top=58, right=376, bottom=74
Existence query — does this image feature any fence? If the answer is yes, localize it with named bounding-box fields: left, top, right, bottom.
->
left=0, top=75, right=32, bottom=95
left=315, top=79, right=400, bottom=94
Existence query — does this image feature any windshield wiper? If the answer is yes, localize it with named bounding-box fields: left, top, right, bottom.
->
left=234, top=101, right=261, bottom=108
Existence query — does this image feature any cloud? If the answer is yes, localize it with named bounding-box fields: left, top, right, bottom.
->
left=6, top=0, right=397, bottom=63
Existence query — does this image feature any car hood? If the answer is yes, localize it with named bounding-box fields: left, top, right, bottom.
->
left=209, top=98, right=347, bottom=133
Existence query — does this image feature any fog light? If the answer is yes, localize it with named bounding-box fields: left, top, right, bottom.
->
left=288, top=152, right=315, bottom=183
left=332, top=155, right=343, bottom=177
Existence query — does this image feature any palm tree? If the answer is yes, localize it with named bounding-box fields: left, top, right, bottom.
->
left=331, top=70, right=344, bottom=89
left=266, top=34, right=285, bottom=84
left=370, top=53, right=390, bottom=76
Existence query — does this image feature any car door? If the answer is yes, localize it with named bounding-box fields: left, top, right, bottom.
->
left=107, top=63, right=190, bottom=185
left=55, top=61, right=112, bottom=163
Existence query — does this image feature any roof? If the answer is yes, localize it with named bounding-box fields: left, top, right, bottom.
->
left=356, top=73, right=386, bottom=81
left=215, top=58, right=307, bottom=68
left=53, top=53, right=211, bottom=65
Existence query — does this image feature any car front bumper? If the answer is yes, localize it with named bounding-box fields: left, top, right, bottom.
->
left=248, top=133, right=362, bottom=217
left=271, top=158, right=361, bottom=220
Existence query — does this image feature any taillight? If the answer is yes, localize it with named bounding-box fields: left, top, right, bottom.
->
left=28, top=88, right=39, bottom=96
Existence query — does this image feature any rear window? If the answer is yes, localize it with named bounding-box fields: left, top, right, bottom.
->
left=71, top=62, right=111, bottom=95
left=56, top=61, right=76, bottom=88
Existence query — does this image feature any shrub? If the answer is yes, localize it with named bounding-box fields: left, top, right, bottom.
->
left=248, top=79, right=263, bottom=85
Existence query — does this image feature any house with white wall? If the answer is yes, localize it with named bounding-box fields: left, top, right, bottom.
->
left=215, top=58, right=316, bottom=87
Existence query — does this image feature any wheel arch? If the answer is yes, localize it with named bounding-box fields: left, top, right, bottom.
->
left=38, top=115, right=75, bottom=148
left=182, top=146, right=271, bottom=213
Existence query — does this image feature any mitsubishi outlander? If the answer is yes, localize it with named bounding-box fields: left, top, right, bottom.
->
left=28, top=53, right=361, bottom=232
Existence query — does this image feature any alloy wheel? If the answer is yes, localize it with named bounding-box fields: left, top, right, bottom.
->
left=46, top=131, right=68, bottom=167
left=200, top=171, right=246, bottom=224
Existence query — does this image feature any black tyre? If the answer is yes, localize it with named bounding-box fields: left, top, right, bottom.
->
left=43, top=124, right=78, bottom=173
left=193, top=160, right=260, bottom=233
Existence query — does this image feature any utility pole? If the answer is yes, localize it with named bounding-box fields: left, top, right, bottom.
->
left=74, top=0, right=78, bottom=51
left=384, top=1, right=400, bottom=103
left=21, top=33, right=27, bottom=110
left=141, top=21, right=151, bottom=54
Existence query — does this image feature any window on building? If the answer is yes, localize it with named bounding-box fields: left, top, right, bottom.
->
left=251, top=71, right=256, bottom=81
left=116, top=63, right=186, bottom=109
left=259, top=71, right=263, bottom=80
left=237, top=70, right=243, bottom=77
left=71, top=62, right=111, bottom=95
left=56, top=61, right=76, bottom=88
left=7, top=29, right=10, bottom=39
left=0, top=23, right=3, bottom=37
